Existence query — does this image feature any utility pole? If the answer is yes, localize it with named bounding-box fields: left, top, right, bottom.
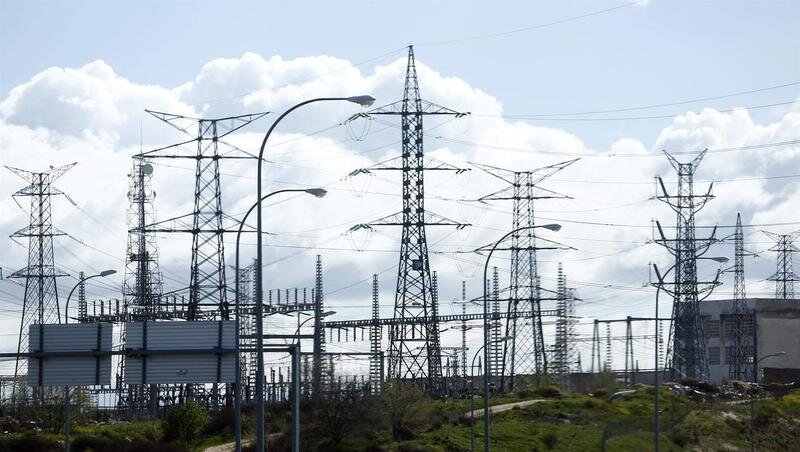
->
left=730, top=213, right=754, bottom=381
left=369, top=274, right=382, bottom=393
left=655, top=150, right=720, bottom=381
left=312, top=255, right=328, bottom=396
left=762, top=229, right=800, bottom=299
left=348, top=46, right=468, bottom=393
left=137, top=110, right=268, bottom=321
left=6, top=164, right=74, bottom=391
left=472, top=159, right=577, bottom=390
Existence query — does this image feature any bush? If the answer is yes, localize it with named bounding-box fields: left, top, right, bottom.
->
left=540, top=430, right=558, bottom=449
left=162, top=401, right=208, bottom=444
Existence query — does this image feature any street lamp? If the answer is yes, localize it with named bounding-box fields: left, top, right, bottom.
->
left=469, top=336, right=512, bottom=452
left=651, top=255, right=728, bottom=452
left=481, top=224, right=560, bottom=451
left=293, top=310, right=335, bottom=344
left=64, top=270, right=117, bottom=323
left=233, top=187, right=327, bottom=451
left=750, top=349, right=785, bottom=451
left=62, top=269, right=116, bottom=452
left=254, top=94, right=373, bottom=452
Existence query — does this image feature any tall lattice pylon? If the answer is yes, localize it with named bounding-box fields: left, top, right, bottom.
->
left=655, top=150, right=720, bottom=381
left=762, top=229, right=800, bottom=299
left=137, top=110, right=268, bottom=320
left=118, top=157, right=166, bottom=413
left=472, top=158, right=578, bottom=390
left=729, top=213, right=754, bottom=380
left=369, top=274, right=382, bottom=393
left=123, top=158, right=164, bottom=320
left=488, top=267, right=503, bottom=385
left=348, top=46, right=468, bottom=392
left=553, top=263, right=577, bottom=385
left=6, top=164, right=74, bottom=382
left=312, top=255, right=329, bottom=395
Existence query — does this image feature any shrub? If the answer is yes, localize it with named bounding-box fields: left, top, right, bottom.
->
left=162, top=401, right=208, bottom=444
left=540, top=430, right=558, bottom=449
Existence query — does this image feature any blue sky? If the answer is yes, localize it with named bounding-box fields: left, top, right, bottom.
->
left=3, top=0, right=798, bottom=150
left=1, top=0, right=800, bottom=371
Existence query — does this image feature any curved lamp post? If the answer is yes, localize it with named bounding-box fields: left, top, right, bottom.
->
left=64, top=270, right=117, bottom=324
left=254, top=92, right=374, bottom=452
left=469, top=336, right=512, bottom=452
left=62, top=269, right=115, bottom=452
left=652, top=255, right=728, bottom=452
left=750, top=350, right=785, bottom=451
left=233, top=187, right=327, bottom=451
left=293, top=310, right=335, bottom=344
left=481, top=223, right=560, bottom=451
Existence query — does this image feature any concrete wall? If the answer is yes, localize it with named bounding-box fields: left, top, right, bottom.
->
left=700, top=298, right=800, bottom=383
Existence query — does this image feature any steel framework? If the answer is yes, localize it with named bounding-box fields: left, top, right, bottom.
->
left=729, top=213, right=754, bottom=380
left=655, top=150, right=720, bottom=381
left=763, top=229, right=800, bottom=299
left=472, top=158, right=577, bottom=390
left=349, top=46, right=468, bottom=392
left=553, top=263, right=577, bottom=385
left=6, top=164, right=74, bottom=384
left=137, top=110, right=268, bottom=320
left=369, top=274, right=382, bottom=392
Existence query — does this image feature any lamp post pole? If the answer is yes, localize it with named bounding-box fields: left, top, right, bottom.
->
left=750, top=339, right=785, bottom=451
left=64, top=270, right=117, bottom=324
left=254, top=95, right=374, bottom=452
left=62, top=270, right=116, bottom=452
left=481, top=224, right=560, bottom=451
left=233, top=188, right=327, bottom=452
left=652, top=256, right=727, bottom=452
left=469, top=337, right=511, bottom=452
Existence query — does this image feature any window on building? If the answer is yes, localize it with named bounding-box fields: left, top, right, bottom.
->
left=721, top=315, right=735, bottom=340
left=725, top=346, right=735, bottom=364
left=709, top=346, right=721, bottom=365
left=705, top=319, right=721, bottom=338
left=721, top=313, right=755, bottom=340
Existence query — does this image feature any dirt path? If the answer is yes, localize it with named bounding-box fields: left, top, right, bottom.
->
left=464, top=399, right=549, bottom=419
left=204, top=439, right=252, bottom=452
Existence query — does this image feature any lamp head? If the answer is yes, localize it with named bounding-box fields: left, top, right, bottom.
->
left=99, top=270, right=117, bottom=277
left=321, top=310, right=336, bottom=317
left=305, top=188, right=327, bottom=198
left=542, top=223, right=561, bottom=232
left=710, top=256, right=729, bottom=263
left=347, top=95, right=376, bottom=107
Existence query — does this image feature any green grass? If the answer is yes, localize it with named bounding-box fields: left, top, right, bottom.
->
left=7, top=386, right=800, bottom=451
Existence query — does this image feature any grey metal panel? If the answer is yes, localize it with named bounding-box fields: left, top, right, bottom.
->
left=27, top=323, right=113, bottom=386
left=124, top=321, right=235, bottom=384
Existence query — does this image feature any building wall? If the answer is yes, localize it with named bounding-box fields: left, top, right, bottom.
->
left=700, top=298, right=800, bottom=383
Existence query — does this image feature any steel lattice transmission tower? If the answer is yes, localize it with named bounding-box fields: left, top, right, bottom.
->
left=763, top=229, right=800, bottom=299
left=6, top=164, right=74, bottom=381
left=123, top=158, right=164, bottom=320
left=487, top=267, right=503, bottom=385
left=728, top=213, right=754, bottom=381
left=349, top=46, right=468, bottom=392
left=369, top=274, right=382, bottom=393
left=472, top=158, right=577, bottom=390
left=137, top=110, right=268, bottom=320
left=312, top=255, right=329, bottom=395
left=118, top=157, right=165, bottom=413
left=553, top=263, right=577, bottom=385
left=655, top=150, right=720, bottom=381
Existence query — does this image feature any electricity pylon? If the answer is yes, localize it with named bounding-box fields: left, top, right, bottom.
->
left=137, top=110, right=268, bottom=320
left=471, top=158, right=577, bottom=390
left=348, top=45, right=469, bottom=393
left=655, top=150, right=721, bottom=381
left=6, top=164, right=74, bottom=384
left=762, top=229, right=800, bottom=299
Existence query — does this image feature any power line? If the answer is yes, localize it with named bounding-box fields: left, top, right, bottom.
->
left=416, top=1, right=642, bottom=46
